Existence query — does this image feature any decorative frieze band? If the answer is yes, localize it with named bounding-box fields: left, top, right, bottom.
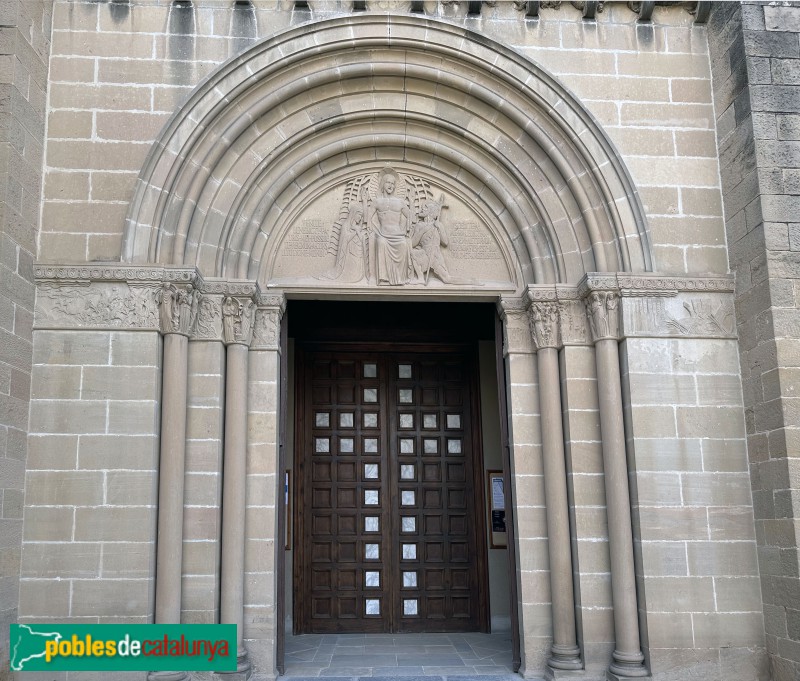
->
left=34, top=264, right=735, bottom=341
left=33, top=265, right=287, bottom=344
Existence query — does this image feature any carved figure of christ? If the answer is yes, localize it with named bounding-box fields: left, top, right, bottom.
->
left=368, top=173, right=412, bottom=285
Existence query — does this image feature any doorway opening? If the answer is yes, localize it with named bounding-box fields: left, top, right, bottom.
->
left=280, top=301, right=517, bottom=674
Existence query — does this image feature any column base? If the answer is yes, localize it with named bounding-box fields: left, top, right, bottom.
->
left=216, top=647, right=251, bottom=680
left=545, top=667, right=585, bottom=680
left=147, top=672, right=190, bottom=681
left=547, top=643, right=583, bottom=673
left=607, top=672, right=649, bottom=681
left=607, top=652, right=649, bottom=680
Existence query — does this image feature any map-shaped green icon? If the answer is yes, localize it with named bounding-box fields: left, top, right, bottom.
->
left=10, top=624, right=62, bottom=671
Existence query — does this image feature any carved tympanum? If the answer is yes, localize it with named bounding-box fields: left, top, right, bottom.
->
left=319, top=168, right=471, bottom=287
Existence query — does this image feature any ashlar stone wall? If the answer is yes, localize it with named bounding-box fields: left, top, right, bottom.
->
left=0, top=0, right=52, bottom=675
left=708, top=2, right=800, bottom=680
left=11, top=2, right=772, bottom=681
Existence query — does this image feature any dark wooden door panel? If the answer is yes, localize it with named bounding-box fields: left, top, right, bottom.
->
left=296, top=347, right=487, bottom=633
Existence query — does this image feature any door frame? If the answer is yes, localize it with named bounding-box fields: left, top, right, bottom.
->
left=292, top=340, right=490, bottom=634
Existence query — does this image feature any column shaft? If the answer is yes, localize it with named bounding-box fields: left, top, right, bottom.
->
left=537, top=347, right=582, bottom=672
left=155, top=332, right=188, bottom=625
left=220, top=342, right=250, bottom=674
left=594, top=338, right=646, bottom=678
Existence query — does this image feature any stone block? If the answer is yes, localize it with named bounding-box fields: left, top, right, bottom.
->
left=74, top=507, right=155, bottom=542
left=78, top=434, right=158, bottom=470
left=88, top=171, right=138, bottom=203
left=19, top=579, right=70, bottom=616
left=681, top=187, right=723, bottom=216
left=682, top=472, right=753, bottom=506
left=634, top=472, right=682, bottom=506
left=21, top=541, right=101, bottom=578
left=638, top=506, right=709, bottom=541
left=764, top=5, right=800, bottom=32
left=29, top=399, right=107, bottom=435
left=630, top=405, right=677, bottom=438
left=569, top=473, right=606, bottom=507
left=633, top=437, right=703, bottom=472
left=778, top=113, right=800, bottom=140
left=33, top=330, right=109, bottom=366
left=639, top=185, right=680, bottom=215
left=687, top=541, right=759, bottom=577
left=96, top=111, right=172, bottom=144
left=645, top=575, right=715, bottom=613
left=25, top=470, right=104, bottom=506
left=110, top=331, right=160, bottom=366
left=49, top=55, right=95, bottom=84
left=37, top=232, right=88, bottom=262
left=692, top=612, right=765, bottom=648
left=182, top=506, right=219, bottom=542
left=51, top=30, right=154, bottom=59
left=185, top=471, right=221, bottom=507
left=102, top=542, right=155, bottom=579
left=628, top=372, right=696, bottom=406
left=22, top=505, right=74, bottom=542
left=702, top=438, right=749, bottom=473
left=510, top=412, right=541, bottom=447
left=108, top=402, right=158, bottom=435
left=81, top=365, right=159, bottom=401
left=183, top=540, right=220, bottom=577
left=672, top=78, right=713, bottom=104
left=617, top=52, right=710, bottom=79
left=71, top=579, right=152, bottom=617
left=29, top=364, right=80, bottom=400
left=86, top=233, right=124, bottom=262
left=750, top=84, right=800, bottom=113
left=44, top=170, right=90, bottom=200
left=105, top=471, right=157, bottom=506
left=645, top=611, right=695, bottom=648
left=26, top=434, right=79, bottom=470
left=715, top=575, right=764, bottom=612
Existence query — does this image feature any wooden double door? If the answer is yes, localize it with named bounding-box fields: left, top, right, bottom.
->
left=294, top=345, right=488, bottom=633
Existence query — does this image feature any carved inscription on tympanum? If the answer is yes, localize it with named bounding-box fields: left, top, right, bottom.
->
left=272, top=168, right=512, bottom=287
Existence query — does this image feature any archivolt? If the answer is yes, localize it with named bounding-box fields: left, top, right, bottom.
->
left=122, top=14, right=651, bottom=285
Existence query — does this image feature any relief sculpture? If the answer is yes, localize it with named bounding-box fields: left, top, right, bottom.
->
left=319, top=167, right=471, bottom=286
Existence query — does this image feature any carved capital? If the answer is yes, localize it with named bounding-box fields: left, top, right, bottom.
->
left=222, top=295, right=256, bottom=346
left=585, top=291, right=620, bottom=342
left=192, top=294, right=224, bottom=341
left=156, top=282, right=199, bottom=336
left=498, top=296, right=535, bottom=355
left=251, top=291, right=286, bottom=351
left=529, top=301, right=561, bottom=351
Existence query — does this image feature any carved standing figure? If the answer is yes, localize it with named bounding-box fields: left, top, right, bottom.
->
left=321, top=189, right=369, bottom=283
left=177, top=284, right=198, bottom=335
left=156, top=282, right=178, bottom=333
left=411, top=196, right=455, bottom=284
left=222, top=295, right=238, bottom=344
left=368, top=168, right=412, bottom=285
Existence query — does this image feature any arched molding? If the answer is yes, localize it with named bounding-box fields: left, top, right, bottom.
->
left=122, top=14, right=652, bottom=286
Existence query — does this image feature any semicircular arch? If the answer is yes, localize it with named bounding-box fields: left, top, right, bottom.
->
left=122, top=14, right=652, bottom=287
